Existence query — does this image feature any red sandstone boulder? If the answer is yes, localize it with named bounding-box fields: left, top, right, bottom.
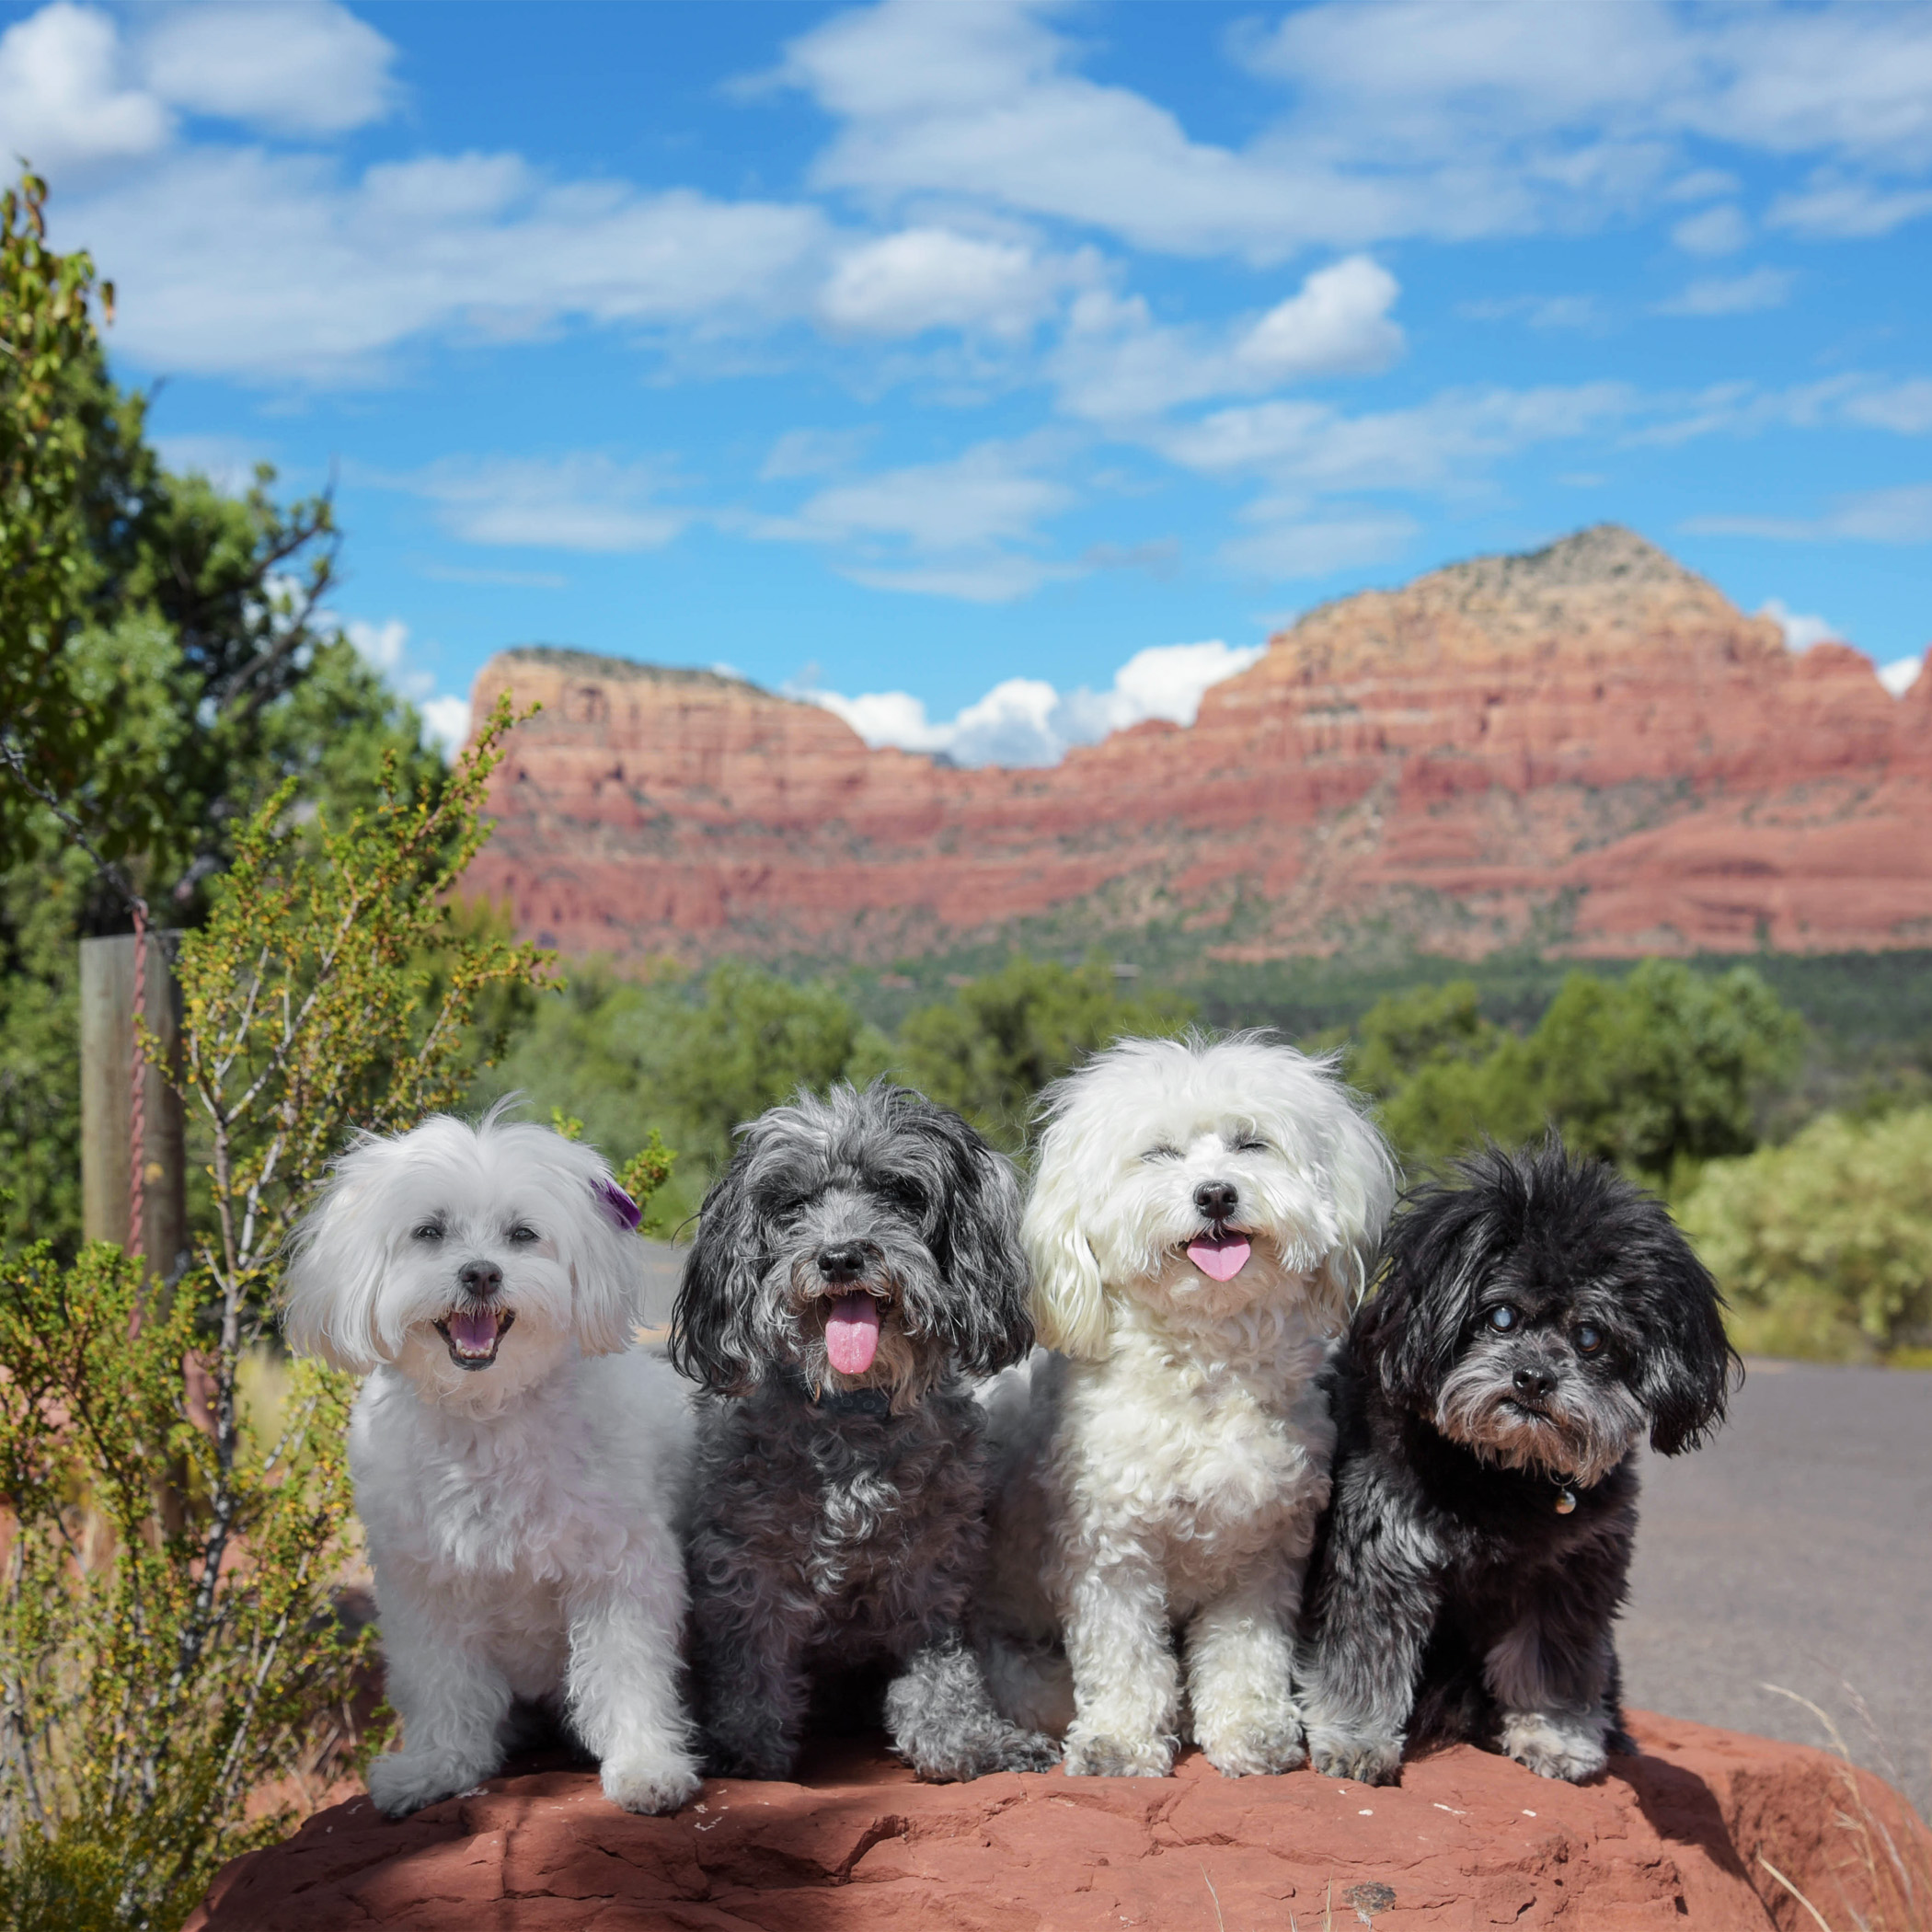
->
left=187, top=1713, right=1928, bottom=1931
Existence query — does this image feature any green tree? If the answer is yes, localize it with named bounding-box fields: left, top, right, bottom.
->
left=1357, top=960, right=1801, bottom=1183
left=1676, top=1106, right=1932, bottom=1362
left=664, top=959, right=891, bottom=1167
left=896, top=957, right=1196, bottom=1153
left=0, top=171, right=443, bottom=1259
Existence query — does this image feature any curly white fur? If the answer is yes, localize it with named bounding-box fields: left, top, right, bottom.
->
left=978, top=1034, right=1397, bottom=1778
left=283, top=1106, right=698, bottom=1818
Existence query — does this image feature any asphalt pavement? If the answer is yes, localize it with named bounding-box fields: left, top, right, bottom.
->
left=1621, top=1358, right=1932, bottom=1819
left=637, top=1241, right=1931, bottom=1816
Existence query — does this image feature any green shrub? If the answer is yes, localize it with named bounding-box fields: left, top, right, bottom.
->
left=1355, top=960, right=1802, bottom=1183
left=1676, top=1107, right=1932, bottom=1362
left=0, top=704, right=551, bottom=1929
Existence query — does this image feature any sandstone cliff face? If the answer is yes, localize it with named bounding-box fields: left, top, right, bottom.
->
left=463, top=527, right=1932, bottom=963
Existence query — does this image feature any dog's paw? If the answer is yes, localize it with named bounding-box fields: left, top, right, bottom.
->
left=602, top=1752, right=703, bottom=1814
left=902, top=1720, right=1061, bottom=1782
left=1063, top=1727, right=1174, bottom=1778
left=1305, top=1726, right=1402, bottom=1787
left=988, top=1725, right=1062, bottom=1776
left=365, top=1750, right=489, bottom=1818
left=1200, top=1713, right=1306, bottom=1778
left=1501, top=1711, right=1607, bottom=1784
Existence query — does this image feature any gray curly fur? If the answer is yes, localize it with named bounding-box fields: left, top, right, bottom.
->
left=671, top=1081, right=1058, bottom=1783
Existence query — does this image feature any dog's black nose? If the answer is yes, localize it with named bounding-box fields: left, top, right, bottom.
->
left=1512, top=1365, right=1555, bottom=1403
left=1193, top=1180, right=1239, bottom=1223
left=458, top=1260, right=503, bottom=1298
left=818, top=1244, right=866, bottom=1283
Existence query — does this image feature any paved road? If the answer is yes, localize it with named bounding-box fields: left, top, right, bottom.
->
left=638, top=1244, right=1931, bottom=1815
left=1621, top=1358, right=1932, bottom=1819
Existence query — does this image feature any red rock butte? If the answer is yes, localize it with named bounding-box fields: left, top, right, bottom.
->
left=463, top=525, right=1932, bottom=966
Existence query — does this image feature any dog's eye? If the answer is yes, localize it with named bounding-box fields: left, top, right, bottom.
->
left=1141, top=1144, right=1183, bottom=1163
left=1231, top=1135, right=1271, bottom=1156
left=1574, top=1322, right=1604, bottom=1355
left=507, top=1225, right=539, bottom=1245
left=413, top=1223, right=443, bottom=1243
left=1486, top=1305, right=1518, bottom=1333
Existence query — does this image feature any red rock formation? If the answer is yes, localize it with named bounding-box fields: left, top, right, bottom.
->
left=187, top=1715, right=1931, bottom=1931
left=462, top=526, right=1932, bottom=964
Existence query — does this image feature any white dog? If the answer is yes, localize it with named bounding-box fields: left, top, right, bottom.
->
left=283, top=1108, right=699, bottom=1818
left=977, top=1033, right=1397, bottom=1778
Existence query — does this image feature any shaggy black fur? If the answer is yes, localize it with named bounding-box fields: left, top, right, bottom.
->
left=1299, top=1139, right=1736, bottom=1787
left=670, top=1081, right=1053, bottom=1783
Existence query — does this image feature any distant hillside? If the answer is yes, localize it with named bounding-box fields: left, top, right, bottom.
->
left=463, top=525, right=1932, bottom=965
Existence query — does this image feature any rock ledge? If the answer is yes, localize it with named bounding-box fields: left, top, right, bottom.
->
left=188, top=1712, right=1928, bottom=1931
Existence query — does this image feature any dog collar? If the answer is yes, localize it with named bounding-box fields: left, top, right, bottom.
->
left=813, top=1386, right=892, bottom=1419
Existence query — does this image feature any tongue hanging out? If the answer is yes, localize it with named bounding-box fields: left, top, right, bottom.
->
left=824, top=1293, right=881, bottom=1376
left=1187, top=1232, right=1252, bottom=1282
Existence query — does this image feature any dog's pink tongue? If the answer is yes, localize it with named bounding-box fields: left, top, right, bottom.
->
left=448, top=1307, right=500, bottom=1354
left=1187, top=1234, right=1252, bottom=1282
left=824, top=1293, right=880, bottom=1376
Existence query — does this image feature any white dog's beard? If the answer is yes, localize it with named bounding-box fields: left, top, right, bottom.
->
left=432, top=1305, right=516, bottom=1372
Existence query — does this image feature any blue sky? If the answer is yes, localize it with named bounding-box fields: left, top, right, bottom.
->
left=5, top=0, right=1928, bottom=763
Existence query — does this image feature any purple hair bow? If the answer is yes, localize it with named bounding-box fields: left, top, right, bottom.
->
left=597, top=1179, right=642, bottom=1232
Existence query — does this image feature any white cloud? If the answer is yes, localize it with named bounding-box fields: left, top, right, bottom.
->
left=1654, top=269, right=1794, bottom=316
left=345, top=615, right=469, bottom=757
left=346, top=615, right=414, bottom=683
left=809, top=637, right=1264, bottom=766
left=777, top=0, right=1932, bottom=265
left=1156, top=382, right=1634, bottom=489
left=792, top=444, right=1069, bottom=553
left=1757, top=598, right=1840, bottom=653
left=57, top=145, right=829, bottom=382
left=395, top=454, right=690, bottom=552
left=1458, top=293, right=1604, bottom=331
left=1687, top=483, right=1932, bottom=545
left=761, top=427, right=874, bottom=480
left=0, top=3, right=170, bottom=174
left=1879, top=657, right=1924, bottom=697
left=1767, top=174, right=1932, bottom=239
left=1219, top=508, right=1418, bottom=581
left=1671, top=202, right=1749, bottom=256
left=1053, top=257, right=1402, bottom=422
left=140, top=2, right=397, bottom=137
left=749, top=439, right=1080, bottom=603
left=816, top=226, right=1079, bottom=338
left=419, top=696, right=472, bottom=760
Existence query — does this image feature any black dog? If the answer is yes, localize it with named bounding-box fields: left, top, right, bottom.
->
left=670, top=1081, right=1057, bottom=1784
left=1299, top=1140, right=1735, bottom=1785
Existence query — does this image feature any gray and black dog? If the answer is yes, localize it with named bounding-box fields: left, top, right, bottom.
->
left=1299, top=1140, right=1735, bottom=1788
left=669, top=1080, right=1058, bottom=1783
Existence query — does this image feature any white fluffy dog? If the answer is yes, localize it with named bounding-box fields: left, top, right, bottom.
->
left=977, top=1033, right=1397, bottom=1778
left=283, top=1108, right=699, bottom=1818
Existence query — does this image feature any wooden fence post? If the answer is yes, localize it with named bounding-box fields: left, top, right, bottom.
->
left=79, top=930, right=187, bottom=1282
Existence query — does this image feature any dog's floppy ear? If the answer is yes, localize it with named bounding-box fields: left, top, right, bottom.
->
left=550, top=1146, right=647, bottom=1359
left=282, top=1133, right=393, bottom=1374
left=1630, top=1205, right=1738, bottom=1455
left=1360, top=1159, right=1513, bottom=1408
left=927, top=1109, right=1034, bottom=1377
left=668, top=1144, right=767, bottom=1391
left=1316, top=1090, right=1401, bottom=1322
left=1020, top=1128, right=1109, bottom=1361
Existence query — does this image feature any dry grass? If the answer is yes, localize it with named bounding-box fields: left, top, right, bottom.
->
left=1757, top=1684, right=1930, bottom=1932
